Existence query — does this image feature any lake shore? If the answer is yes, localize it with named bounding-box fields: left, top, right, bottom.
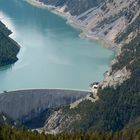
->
left=26, top=0, right=117, bottom=50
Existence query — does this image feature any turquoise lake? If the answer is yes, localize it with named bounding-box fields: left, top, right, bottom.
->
left=0, top=0, right=114, bottom=91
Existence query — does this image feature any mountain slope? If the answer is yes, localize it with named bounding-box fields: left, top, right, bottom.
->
left=0, top=21, right=20, bottom=67
left=37, top=0, right=139, bottom=45
left=44, top=34, right=140, bottom=132
left=28, top=0, right=140, bottom=133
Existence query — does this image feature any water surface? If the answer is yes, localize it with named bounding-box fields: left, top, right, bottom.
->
left=0, top=0, right=114, bottom=91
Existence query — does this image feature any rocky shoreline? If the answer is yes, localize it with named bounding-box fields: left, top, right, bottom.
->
left=26, top=0, right=116, bottom=48
left=0, top=21, right=20, bottom=67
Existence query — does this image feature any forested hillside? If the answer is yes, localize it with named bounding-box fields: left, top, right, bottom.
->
left=1, top=126, right=140, bottom=140
left=0, top=21, right=20, bottom=67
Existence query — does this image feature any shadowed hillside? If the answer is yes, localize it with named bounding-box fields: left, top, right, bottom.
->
left=0, top=21, right=20, bottom=67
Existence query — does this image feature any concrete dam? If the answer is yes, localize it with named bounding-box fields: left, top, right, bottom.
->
left=0, top=89, right=90, bottom=121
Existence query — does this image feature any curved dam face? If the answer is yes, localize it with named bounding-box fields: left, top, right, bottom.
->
left=0, top=89, right=89, bottom=121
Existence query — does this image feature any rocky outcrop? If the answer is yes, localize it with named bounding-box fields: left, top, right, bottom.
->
left=44, top=109, right=81, bottom=133
left=100, top=66, right=131, bottom=89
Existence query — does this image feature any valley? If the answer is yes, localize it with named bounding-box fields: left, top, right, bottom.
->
left=0, top=0, right=140, bottom=137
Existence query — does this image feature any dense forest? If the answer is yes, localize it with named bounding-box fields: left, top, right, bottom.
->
left=0, top=21, right=20, bottom=67
left=1, top=126, right=140, bottom=140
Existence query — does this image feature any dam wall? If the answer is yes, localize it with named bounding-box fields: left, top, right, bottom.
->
left=0, top=89, right=89, bottom=120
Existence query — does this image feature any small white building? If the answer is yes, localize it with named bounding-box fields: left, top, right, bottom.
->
left=89, top=82, right=99, bottom=89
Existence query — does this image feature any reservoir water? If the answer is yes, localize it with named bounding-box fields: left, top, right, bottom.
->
left=0, top=0, right=114, bottom=91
